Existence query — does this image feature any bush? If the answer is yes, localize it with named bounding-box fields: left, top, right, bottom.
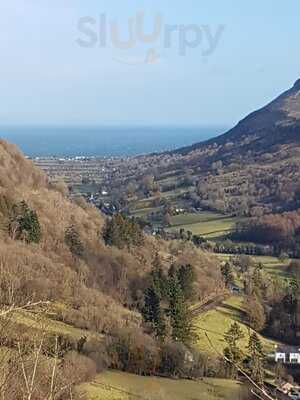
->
left=107, top=327, right=160, bottom=375
left=160, top=341, right=193, bottom=378
left=159, top=341, right=219, bottom=379
left=63, top=351, right=97, bottom=383
left=81, top=337, right=110, bottom=373
left=8, top=200, right=42, bottom=243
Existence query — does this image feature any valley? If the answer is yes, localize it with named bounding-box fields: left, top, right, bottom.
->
left=1, top=80, right=300, bottom=400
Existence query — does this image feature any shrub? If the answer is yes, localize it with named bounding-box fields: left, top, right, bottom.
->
left=8, top=200, right=42, bottom=243
left=63, top=351, right=97, bottom=383
left=160, top=341, right=198, bottom=378
left=81, top=337, right=110, bottom=373
left=107, top=327, right=160, bottom=375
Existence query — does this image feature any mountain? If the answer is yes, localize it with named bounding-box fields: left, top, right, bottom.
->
left=168, top=81, right=300, bottom=214
left=176, top=79, right=300, bottom=157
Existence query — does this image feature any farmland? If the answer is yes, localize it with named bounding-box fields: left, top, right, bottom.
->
left=167, top=212, right=238, bottom=239
left=194, top=296, right=278, bottom=356
left=215, top=254, right=292, bottom=279
left=81, top=370, right=248, bottom=400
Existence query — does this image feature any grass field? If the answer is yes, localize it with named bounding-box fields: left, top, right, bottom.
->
left=195, top=296, right=278, bottom=356
left=13, top=309, right=103, bottom=341
left=81, top=370, right=247, bottom=400
left=168, top=212, right=238, bottom=239
left=215, top=254, right=291, bottom=278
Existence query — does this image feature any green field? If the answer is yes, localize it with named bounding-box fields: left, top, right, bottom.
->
left=195, top=296, right=278, bottom=356
left=13, top=308, right=103, bottom=341
left=168, top=212, right=238, bottom=239
left=215, top=254, right=291, bottom=278
left=81, top=370, right=247, bottom=400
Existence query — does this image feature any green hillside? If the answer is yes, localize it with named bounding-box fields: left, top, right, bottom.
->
left=195, top=296, right=278, bottom=355
left=81, top=371, right=248, bottom=400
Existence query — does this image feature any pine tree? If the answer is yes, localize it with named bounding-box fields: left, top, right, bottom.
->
left=293, top=275, right=300, bottom=341
left=296, top=295, right=300, bottom=341
left=247, top=332, right=264, bottom=385
left=103, top=213, right=125, bottom=248
left=288, top=264, right=300, bottom=341
left=143, top=285, right=167, bottom=341
left=103, top=213, right=144, bottom=249
left=151, top=253, right=168, bottom=298
left=65, top=220, right=84, bottom=257
left=251, top=266, right=264, bottom=299
left=177, top=264, right=196, bottom=300
left=168, top=267, right=194, bottom=344
left=9, top=201, right=42, bottom=244
left=223, top=322, right=245, bottom=378
left=243, top=295, right=266, bottom=332
left=221, top=262, right=235, bottom=288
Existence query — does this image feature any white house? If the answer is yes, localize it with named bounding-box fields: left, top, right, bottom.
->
left=274, top=346, right=300, bottom=364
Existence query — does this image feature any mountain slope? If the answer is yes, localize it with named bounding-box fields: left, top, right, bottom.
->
left=0, top=140, right=222, bottom=312
left=0, top=139, right=226, bottom=398
left=165, top=81, right=300, bottom=214
left=176, top=79, right=300, bottom=157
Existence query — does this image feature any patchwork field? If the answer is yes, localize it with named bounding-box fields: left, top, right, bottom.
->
left=168, top=212, right=238, bottom=239
left=81, top=370, right=248, bottom=400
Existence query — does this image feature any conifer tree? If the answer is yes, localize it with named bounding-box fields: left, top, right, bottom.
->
left=251, top=266, right=264, bottom=299
left=221, top=262, right=235, bottom=288
left=292, top=267, right=300, bottom=341
left=9, top=200, right=42, bottom=244
left=103, top=213, right=144, bottom=249
left=296, top=292, right=300, bottom=341
left=143, top=284, right=167, bottom=341
left=151, top=253, right=168, bottom=298
left=177, top=264, right=196, bottom=300
left=243, top=295, right=266, bottom=332
left=247, top=332, right=264, bottom=384
left=223, top=322, right=245, bottom=378
left=103, top=213, right=125, bottom=248
left=65, top=220, right=84, bottom=257
left=168, top=266, right=194, bottom=344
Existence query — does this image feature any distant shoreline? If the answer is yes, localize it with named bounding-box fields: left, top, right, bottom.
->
left=0, top=125, right=227, bottom=158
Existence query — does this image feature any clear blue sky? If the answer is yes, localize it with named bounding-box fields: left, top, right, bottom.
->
left=1, top=0, right=299, bottom=127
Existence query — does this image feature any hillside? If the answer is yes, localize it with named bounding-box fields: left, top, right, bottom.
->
left=156, top=80, right=299, bottom=215
left=73, top=81, right=300, bottom=228
left=176, top=79, right=300, bottom=157
left=0, top=139, right=228, bottom=399
left=80, top=370, right=248, bottom=400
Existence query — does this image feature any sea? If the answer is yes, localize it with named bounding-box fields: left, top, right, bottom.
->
left=0, top=126, right=227, bottom=158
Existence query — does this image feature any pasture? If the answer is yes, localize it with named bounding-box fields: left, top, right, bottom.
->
left=81, top=370, right=248, bottom=400
left=168, top=212, right=238, bottom=239
left=194, top=296, right=277, bottom=356
left=215, top=254, right=292, bottom=279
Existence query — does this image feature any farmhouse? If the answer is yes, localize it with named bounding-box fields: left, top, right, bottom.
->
left=274, top=346, right=300, bottom=364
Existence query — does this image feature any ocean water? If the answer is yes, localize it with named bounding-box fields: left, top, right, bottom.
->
left=0, top=126, right=226, bottom=157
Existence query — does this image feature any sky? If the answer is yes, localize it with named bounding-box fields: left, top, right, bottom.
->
left=0, top=0, right=300, bottom=128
